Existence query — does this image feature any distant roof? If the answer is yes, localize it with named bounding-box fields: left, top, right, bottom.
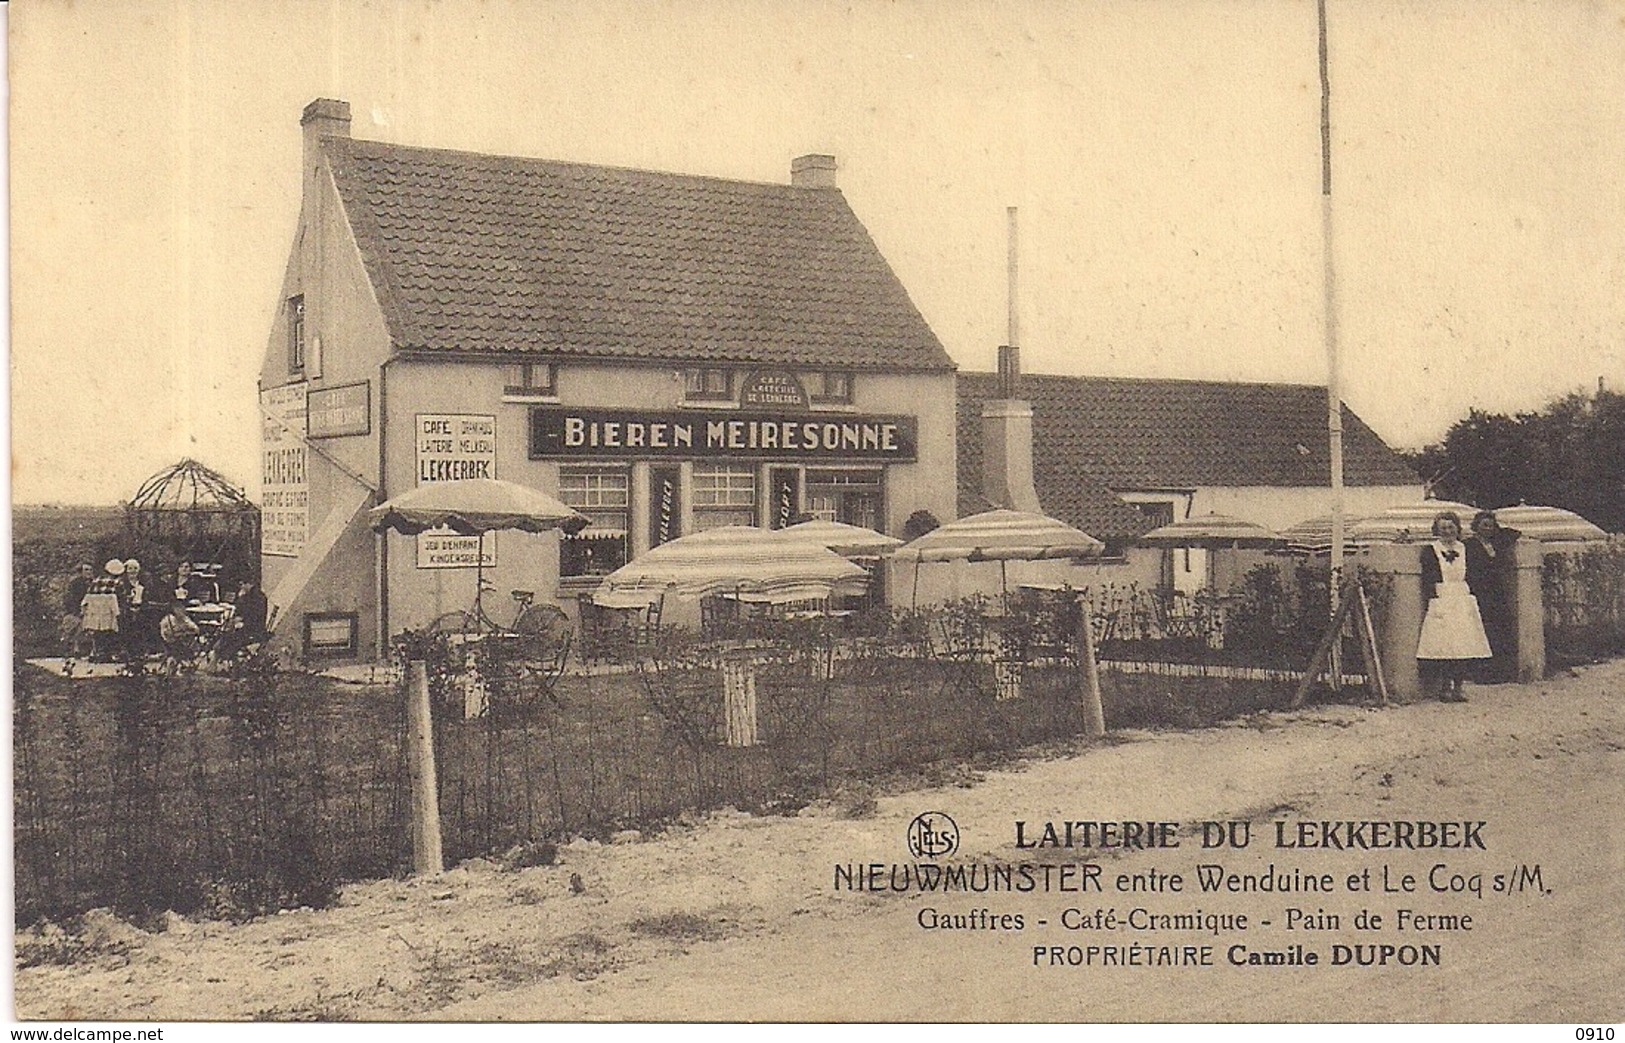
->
left=324, top=137, right=955, bottom=372
left=956, top=409, right=1155, bottom=542
left=958, top=372, right=1420, bottom=492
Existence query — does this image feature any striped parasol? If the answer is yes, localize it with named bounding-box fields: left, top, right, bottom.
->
left=1139, top=512, right=1285, bottom=549
left=1347, top=499, right=1480, bottom=543
left=1485, top=504, right=1609, bottom=543
left=1282, top=514, right=1372, bottom=555
left=771, top=519, right=903, bottom=558
left=592, top=526, right=870, bottom=609
left=893, top=509, right=1104, bottom=564
left=894, top=508, right=1104, bottom=606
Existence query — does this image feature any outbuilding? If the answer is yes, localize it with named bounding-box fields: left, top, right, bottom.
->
left=259, top=99, right=957, bottom=660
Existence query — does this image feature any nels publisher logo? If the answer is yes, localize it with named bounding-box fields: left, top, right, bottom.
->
left=906, top=812, right=960, bottom=860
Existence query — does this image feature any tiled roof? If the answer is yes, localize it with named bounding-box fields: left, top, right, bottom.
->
left=956, top=407, right=1155, bottom=542
left=324, top=137, right=954, bottom=372
left=958, top=372, right=1420, bottom=493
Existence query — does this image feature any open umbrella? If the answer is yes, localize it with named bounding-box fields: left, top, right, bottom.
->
left=593, top=526, right=870, bottom=609
left=772, top=519, right=903, bottom=557
left=1281, top=514, right=1372, bottom=555
left=368, top=478, right=587, bottom=536
left=1484, top=504, right=1609, bottom=543
left=893, top=508, right=1104, bottom=606
left=1347, top=499, right=1479, bottom=543
left=1139, top=512, right=1284, bottom=549
left=368, top=478, right=588, bottom=631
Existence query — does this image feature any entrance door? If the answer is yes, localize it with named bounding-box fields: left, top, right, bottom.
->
left=1133, top=501, right=1177, bottom=592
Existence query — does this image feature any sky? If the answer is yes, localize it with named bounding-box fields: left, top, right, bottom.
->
left=9, top=0, right=1625, bottom=504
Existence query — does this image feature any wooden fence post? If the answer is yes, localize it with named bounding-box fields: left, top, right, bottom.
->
left=722, top=655, right=759, bottom=747
left=1078, top=599, right=1106, bottom=738
left=406, top=660, right=444, bottom=875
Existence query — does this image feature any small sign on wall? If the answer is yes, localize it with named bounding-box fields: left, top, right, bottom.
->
left=415, top=413, right=498, bottom=569
left=416, top=532, right=497, bottom=569
left=739, top=370, right=809, bottom=410
left=649, top=465, right=681, bottom=548
left=307, top=381, right=371, bottom=438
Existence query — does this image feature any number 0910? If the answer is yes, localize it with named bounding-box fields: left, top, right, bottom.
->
left=1575, top=1029, right=1615, bottom=1041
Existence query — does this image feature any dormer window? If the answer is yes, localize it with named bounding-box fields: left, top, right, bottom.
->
left=812, top=371, right=854, bottom=404
left=684, top=368, right=732, bottom=401
left=504, top=361, right=558, bottom=400
left=288, top=296, right=306, bottom=373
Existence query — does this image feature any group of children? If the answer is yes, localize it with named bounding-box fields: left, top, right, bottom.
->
left=61, top=557, right=268, bottom=666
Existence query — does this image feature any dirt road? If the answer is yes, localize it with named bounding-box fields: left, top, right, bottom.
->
left=15, top=661, right=1625, bottom=1022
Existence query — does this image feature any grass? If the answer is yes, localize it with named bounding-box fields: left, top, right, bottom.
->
left=628, top=911, right=735, bottom=943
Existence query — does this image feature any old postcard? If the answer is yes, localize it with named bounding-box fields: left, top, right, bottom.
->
left=9, top=0, right=1624, bottom=1028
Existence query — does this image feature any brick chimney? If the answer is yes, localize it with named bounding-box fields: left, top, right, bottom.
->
left=300, top=99, right=350, bottom=224
left=791, top=154, right=838, bottom=188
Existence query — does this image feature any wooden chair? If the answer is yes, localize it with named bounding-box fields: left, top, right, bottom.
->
left=578, top=599, right=634, bottom=666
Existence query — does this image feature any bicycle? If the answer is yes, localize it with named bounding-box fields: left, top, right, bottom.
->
left=429, top=584, right=574, bottom=711
left=428, top=583, right=552, bottom=638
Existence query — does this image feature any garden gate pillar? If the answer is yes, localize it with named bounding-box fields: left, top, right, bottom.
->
left=1362, top=543, right=1423, bottom=702
left=1513, top=538, right=1546, bottom=682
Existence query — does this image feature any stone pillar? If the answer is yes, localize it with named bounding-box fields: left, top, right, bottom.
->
left=1362, top=543, right=1423, bottom=702
left=1512, top=538, right=1547, bottom=682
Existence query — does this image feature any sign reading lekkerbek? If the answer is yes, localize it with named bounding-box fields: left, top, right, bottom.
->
left=530, top=407, right=917, bottom=462
left=415, top=414, right=498, bottom=569
left=260, top=382, right=309, bottom=557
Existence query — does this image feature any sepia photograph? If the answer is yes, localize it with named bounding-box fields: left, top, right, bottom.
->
left=8, top=0, right=1625, bottom=1027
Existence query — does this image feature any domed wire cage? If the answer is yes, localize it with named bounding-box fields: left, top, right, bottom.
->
left=125, top=459, right=261, bottom=581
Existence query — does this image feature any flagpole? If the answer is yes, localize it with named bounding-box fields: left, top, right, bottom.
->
left=1320, top=0, right=1346, bottom=683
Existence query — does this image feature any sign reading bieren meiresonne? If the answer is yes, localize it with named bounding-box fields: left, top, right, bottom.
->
left=529, top=407, right=918, bottom=462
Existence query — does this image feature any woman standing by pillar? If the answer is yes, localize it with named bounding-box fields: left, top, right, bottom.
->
left=1467, top=510, right=1521, bottom=683
left=1417, top=512, right=1492, bottom=702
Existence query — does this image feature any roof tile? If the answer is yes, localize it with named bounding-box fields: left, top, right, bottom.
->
left=958, top=373, right=1420, bottom=498
left=326, top=138, right=952, bottom=372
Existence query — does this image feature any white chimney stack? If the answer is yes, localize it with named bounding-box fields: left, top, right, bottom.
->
left=981, top=207, right=1042, bottom=513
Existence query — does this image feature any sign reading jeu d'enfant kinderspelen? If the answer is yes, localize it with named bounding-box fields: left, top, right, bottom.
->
left=530, top=407, right=917, bottom=461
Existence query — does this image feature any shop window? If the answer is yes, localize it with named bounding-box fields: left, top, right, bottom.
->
left=684, top=368, right=732, bottom=401
left=811, top=371, right=854, bottom=404
left=558, top=467, right=630, bottom=577
left=504, top=362, right=557, bottom=400
left=805, top=468, right=883, bottom=530
left=692, top=463, right=757, bottom=530
left=288, top=295, right=306, bottom=373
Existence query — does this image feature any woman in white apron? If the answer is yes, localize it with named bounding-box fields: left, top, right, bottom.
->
left=1416, top=512, right=1491, bottom=702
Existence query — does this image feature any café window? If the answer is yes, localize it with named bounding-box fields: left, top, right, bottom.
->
left=558, top=467, right=630, bottom=577
left=811, top=371, right=854, bottom=405
left=684, top=368, right=732, bottom=401
left=504, top=362, right=557, bottom=400
left=288, top=295, right=306, bottom=373
left=692, top=463, right=757, bottom=530
left=805, top=468, right=882, bottom=530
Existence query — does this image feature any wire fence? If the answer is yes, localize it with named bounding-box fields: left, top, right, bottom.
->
left=1543, top=538, right=1625, bottom=668
left=14, top=617, right=1304, bottom=926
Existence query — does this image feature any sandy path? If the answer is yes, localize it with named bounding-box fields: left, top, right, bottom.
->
left=15, top=660, right=1625, bottom=1022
